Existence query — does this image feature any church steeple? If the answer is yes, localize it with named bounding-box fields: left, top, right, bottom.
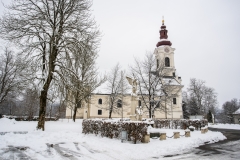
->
left=156, top=18, right=172, bottom=47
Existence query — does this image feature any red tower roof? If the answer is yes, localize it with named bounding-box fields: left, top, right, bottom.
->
left=156, top=20, right=172, bottom=47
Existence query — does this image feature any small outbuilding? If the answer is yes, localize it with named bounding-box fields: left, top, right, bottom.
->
left=233, top=109, right=240, bottom=124
left=189, top=115, right=204, bottom=120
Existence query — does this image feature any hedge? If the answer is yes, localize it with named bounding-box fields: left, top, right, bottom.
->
left=82, top=119, right=148, bottom=144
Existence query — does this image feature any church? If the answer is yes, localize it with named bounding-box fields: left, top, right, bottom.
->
left=66, top=20, right=184, bottom=120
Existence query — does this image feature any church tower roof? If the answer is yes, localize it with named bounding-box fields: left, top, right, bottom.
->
left=156, top=18, right=172, bottom=47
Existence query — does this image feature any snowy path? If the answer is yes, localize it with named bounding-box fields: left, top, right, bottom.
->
left=0, top=146, right=31, bottom=160
left=162, top=128, right=240, bottom=160
left=0, top=142, right=120, bottom=160
left=162, top=140, right=240, bottom=160
left=46, top=142, right=123, bottom=160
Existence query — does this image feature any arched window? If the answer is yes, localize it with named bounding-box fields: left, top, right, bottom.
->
left=157, top=59, right=159, bottom=68
left=138, top=100, right=141, bottom=107
left=165, top=57, right=170, bottom=67
left=173, top=98, right=177, bottom=105
left=117, top=99, right=122, bottom=108
left=98, top=98, right=102, bottom=105
left=98, top=110, right=102, bottom=115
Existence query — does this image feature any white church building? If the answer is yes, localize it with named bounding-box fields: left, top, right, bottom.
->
left=66, top=20, right=184, bottom=120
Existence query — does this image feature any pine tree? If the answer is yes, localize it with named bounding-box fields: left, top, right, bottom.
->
left=207, top=110, right=212, bottom=123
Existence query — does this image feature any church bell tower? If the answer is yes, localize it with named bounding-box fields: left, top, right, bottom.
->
left=153, top=18, right=183, bottom=119
left=154, top=18, right=179, bottom=80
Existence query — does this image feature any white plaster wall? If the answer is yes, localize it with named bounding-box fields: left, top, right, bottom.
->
left=65, top=93, right=183, bottom=119
left=89, top=94, right=132, bottom=118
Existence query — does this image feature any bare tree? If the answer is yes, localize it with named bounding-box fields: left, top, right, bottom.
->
left=100, top=63, right=129, bottom=118
left=203, top=87, right=218, bottom=114
left=182, top=91, right=198, bottom=116
left=131, top=52, right=182, bottom=118
left=45, top=85, right=58, bottom=120
left=187, top=78, right=205, bottom=115
left=21, top=88, right=39, bottom=120
left=0, top=47, right=27, bottom=105
left=58, top=38, right=105, bottom=122
left=0, top=98, right=17, bottom=116
left=0, top=0, right=100, bottom=130
left=184, top=78, right=218, bottom=117
left=220, top=98, right=240, bottom=123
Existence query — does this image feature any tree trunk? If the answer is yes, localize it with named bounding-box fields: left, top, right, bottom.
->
left=109, top=106, right=112, bottom=118
left=149, top=109, right=151, bottom=118
left=37, top=89, right=48, bottom=131
left=37, top=47, right=57, bottom=130
left=73, top=105, right=78, bottom=122
left=165, top=98, right=167, bottom=119
left=50, top=105, right=52, bottom=120
left=73, top=91, right=80, bottom=122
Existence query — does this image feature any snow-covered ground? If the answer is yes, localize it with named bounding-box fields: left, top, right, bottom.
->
left=209, top=123, right=240, bottom=130
left=0, top=118, right=226, bottom=160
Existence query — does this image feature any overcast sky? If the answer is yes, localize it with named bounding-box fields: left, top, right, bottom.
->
left=1, top=0, right=240, bottom=107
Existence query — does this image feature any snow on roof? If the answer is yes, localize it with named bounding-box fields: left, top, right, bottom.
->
left=93, top=77, right=182, bottom=95
left=93, top=81, right=108, bottom=94
left=233, top=108, right=240, bottom=114
left=162, top=77, right=181, bottom=86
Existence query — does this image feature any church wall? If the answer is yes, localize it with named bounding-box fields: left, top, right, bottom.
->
left=137, top=90, right=183, bottom=119
left=65, top=90, right=86, bottom=119
left=88, top=94, right=132, bottom=119
left=65, top=92, right=183, bottom=119
left=65, top=105, right=84, bottom=119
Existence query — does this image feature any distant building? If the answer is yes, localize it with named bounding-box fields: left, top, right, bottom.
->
left=189, top=115, right=204, bottom=120
left=233, top=108, right=240, bottom=124
left=66, top=20, right=184, bottom=119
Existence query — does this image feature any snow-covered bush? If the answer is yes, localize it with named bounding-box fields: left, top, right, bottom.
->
left=82, top=119, right=148, bottom=144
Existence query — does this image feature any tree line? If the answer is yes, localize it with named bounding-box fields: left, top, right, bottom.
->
left=182, top=78, right=240, bottom=123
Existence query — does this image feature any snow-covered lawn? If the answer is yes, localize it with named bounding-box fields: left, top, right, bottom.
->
left=0, top=118, right=226, bottom=160
left=209, top=123, right=240, bottom=130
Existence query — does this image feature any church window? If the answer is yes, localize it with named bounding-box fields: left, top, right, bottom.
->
left=165, top=57, right=170, bottom=67
left=173, top=72, right=175, bottom=77
left=117, top=99, right=122, bottom=108
left=138, top=100, right=141, bottom=107
left=98, top=110, right=102, bottom=115
left=156, top=101, right=160, bottom=108
left=98, top=98, right=102, bottom=104
left=157, top=59, right=159, bottom=68
left=173, top=98, right=177, bottom=105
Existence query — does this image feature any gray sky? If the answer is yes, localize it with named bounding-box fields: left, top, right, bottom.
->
left=1, top=0, right=240, bottom=107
